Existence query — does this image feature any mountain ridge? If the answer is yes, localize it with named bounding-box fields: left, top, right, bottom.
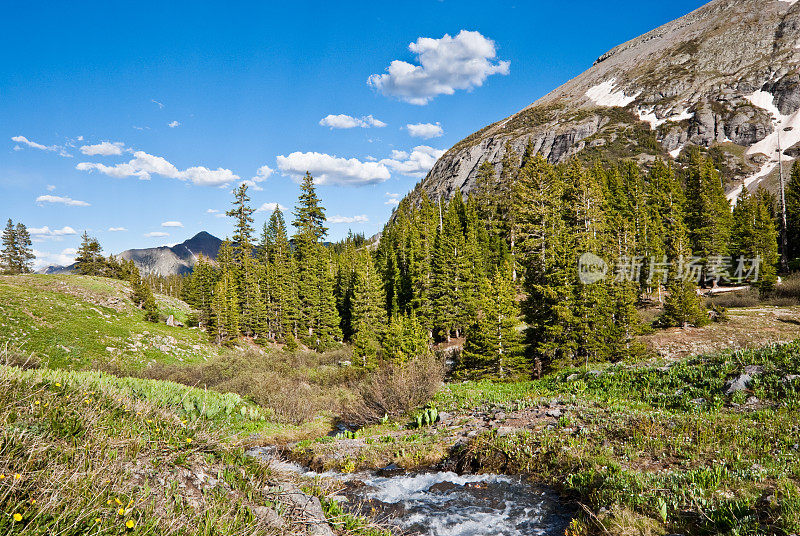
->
left=420, top=0, right=800, bottom=202
left=36, top=231, right=222, bottom=276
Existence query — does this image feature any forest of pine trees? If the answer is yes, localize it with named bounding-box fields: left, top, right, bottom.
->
left=177, top=147, right=787, bottom=377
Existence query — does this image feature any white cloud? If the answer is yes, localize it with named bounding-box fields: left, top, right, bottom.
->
left=108, top=227, right=127, bottom=232
left=28, top=226, right=77, bottom=241
left=255, top=202, right=289, bottom=213
left=380, top=145, right=444, bottom=178
left=168, top=120, right=180, bottom=128
left=161, top=221, right=183, bottom=228
left=319, top=114, right=387, bottom=129
left=240, top=165, right=274, bottom=191
left=151, top=99, right=164, bottom=109
left=11, top=135, right=72, bottom=157
left=206, top=209, right=219, bottom=214
left=35, top=195, right=90, bottom=207
left=80, top=141, right=125, bottom=156
left=276, top=151, right=391, bottom=186
left=368, top=30, right=510, bottom=105
left=32, top=248, right=78, bottom=269
left=76, top=150, right=240, bottom=186
left=46, top=185, right=56, bottom=191
left=406, top=122, right=444, bottom=139
left=385, top=192, right=402, bottom=206
left=328, top=214, right=369, bottom=224
left=144, top=231, right=169, bottom=238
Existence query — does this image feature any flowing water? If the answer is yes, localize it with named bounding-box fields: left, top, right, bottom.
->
left=246, top=447, right=572, bottom=536
left=341, top=471, right=570, bottom=536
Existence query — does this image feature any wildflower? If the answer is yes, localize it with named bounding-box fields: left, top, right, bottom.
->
left=186, top=437, right=192, bottom=444
left=118, top=508, right=126, bottom=516
left=146, top=420, right=152, bottom=424
left=95, top=517, right=101, bottom=523
left=127, top=500, right=134, bottom=507
left=107, top=499, right=112, bottom=505
left=30, top=499, right=36, bottom=505
left=114, top=498, right=122, bottom=505
left=55, top=382, right=61, bottom=387
left=13, top=513, right=22, bottom=522
left=0, top=474, right=5, bottom=479
left=34, top=400, right=40, bottom=405
left=126, top=519, right=136, bottom=529
left=14, top=473, right=21, bottom=480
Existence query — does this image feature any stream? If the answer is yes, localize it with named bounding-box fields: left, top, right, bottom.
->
left=246, top=447, right=572, bottom=536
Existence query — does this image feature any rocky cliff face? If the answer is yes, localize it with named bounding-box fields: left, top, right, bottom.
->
left=119, top=231, right=222, bottom=276
left=422, top=0, right=800, bottom=202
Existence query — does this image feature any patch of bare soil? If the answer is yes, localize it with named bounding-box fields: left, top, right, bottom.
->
left=641, top=306, right=800, bottom=359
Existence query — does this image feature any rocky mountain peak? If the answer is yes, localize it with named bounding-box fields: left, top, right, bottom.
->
left=421, top=0, right=800, bottom=202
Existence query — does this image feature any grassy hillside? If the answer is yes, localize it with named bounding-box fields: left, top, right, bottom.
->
left=0, top=362, right=388, bottom=535
left=293, top=342, right=800, bottom=535
left=0, top=275, right=224, bottom=370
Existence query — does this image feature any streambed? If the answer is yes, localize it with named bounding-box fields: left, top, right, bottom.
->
left=247, top=447, right=572, bottom=536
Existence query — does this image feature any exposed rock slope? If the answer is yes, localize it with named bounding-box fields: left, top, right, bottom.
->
left=119, top=231, right=222, bottom=276
left=423, top=0, right=800, bottom=201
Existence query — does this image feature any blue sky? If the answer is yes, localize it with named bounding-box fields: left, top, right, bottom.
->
left=0, top=0, right=707, bottom=268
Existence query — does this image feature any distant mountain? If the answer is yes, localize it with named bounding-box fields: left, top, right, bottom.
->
left=421, top=0, right=800, bottom=203
left=119, top=231, right=222, bottom=276
left=35, top=231, right=222, bottom=277
left=36, top=263, right=77, bottom=275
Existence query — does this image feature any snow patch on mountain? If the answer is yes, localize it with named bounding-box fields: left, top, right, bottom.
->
left=585, top=79, right=640, bottom=108
left=637, top=107, right=695, bottom=130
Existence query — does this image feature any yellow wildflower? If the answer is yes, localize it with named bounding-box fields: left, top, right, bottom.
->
left=0, top=474, right=5, bottom=479
left=114, top=498, right=122, bottom=505
left=55, top=382, right=61, bottom=387
left=126, top=519, right=136, bottom=529
left=107, top=499, right=112, bottom=505
left=30, top=499, right=36, bottom=505
left=118, top=508, right=126, bottom=516
left=14, top=473, right=21, bottom=480
left=185, top=437, right=192, bottom=444
left=13, top=513, right=22, bottom=522
left=95, top=517, right=101, bottom=523
left=34, top=400, right=40, bottom=405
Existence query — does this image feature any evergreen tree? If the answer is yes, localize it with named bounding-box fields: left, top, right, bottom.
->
left=349, top=250, right=386, bottom=366
left=226, top=184, right=256, bottom=264
left=381, top=312, right=429, bottom=364
left=460, top=262, right=523, bottom=379
left=14, top=223, right=34, bottom=273
left=212, top=269, right=239, bottom=344
left=291, top=172, right=339, bottom=348
left=1, top=219, right=18, bottom=274
left=129, top=267, right=159, bottom=322
left=75, top=232, right=104, bottom=276
left=731, top=188, right=779, bottom=291
left=684, top=152, right=733, bottom=283
left=185, top=254, right=218, bottom=329
left=786, top=161, right=800, bottom=263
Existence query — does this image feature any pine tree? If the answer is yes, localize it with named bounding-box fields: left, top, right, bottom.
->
left=75, top=232, right=104, bottom=276
left=659, top=195, right=708, bottom=328
left=349, top=250, right=386, bottom=366
left=684, top=152, right=733, bottom=283
left=1, top=219, right=18, bottom=274
left=731, top=188, right=779, bottom=291
left=460, top=262, right=523, bottom=379
left=14, top=223, right=34, bottom=273
left=226, top=184, right=256, bottom=264
left=129, top=266, right=159, bottom=322
left=382, top=311, right=429, bottom=364
left=212, top=269, right=239, bottom=344
left=291, top=172, right=339, bottom=348
left=786, top=161, right=800, bottom=263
